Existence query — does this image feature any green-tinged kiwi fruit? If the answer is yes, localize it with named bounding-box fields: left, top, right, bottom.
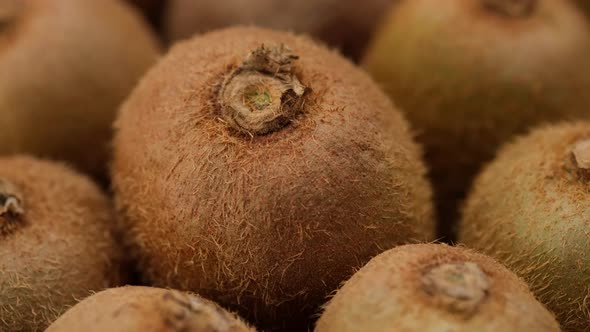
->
left=0, top=156, right=123, bottom=332
left=363, top=0, right=590, bottom=240
left=46, top=286, right=255, bottom=332
left=0, top=0, right=160, bottom=178
left=316, top=244, right=560, bottom=332
left=459, top=122, right=590, bottom=331
left=164, top=0, right=396, bottom=61
left=112, top=26, right=435, bottom=331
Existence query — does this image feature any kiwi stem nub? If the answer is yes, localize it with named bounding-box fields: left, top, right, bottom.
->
left=0, top=179, right=24, bottom=233
left=571, top=139, right=590, bottom=180
left=421, top=262, right=490, bottom=317
left=0, top=1, right=23, bottom=32
left=218, top=44, right=308, bottom=135
left=158, top=291, right=232, bottom=330
left=481, top=0, right=536, bottom=17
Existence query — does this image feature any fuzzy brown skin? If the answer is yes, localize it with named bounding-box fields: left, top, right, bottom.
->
left=0, top=0, right=160, bottom=178
left=112, top=26, right=435, bottom=331
left=460, top=122, right=590, bottom=331
left=363, top=0, right=590, bottom=240
left=0, top=156, right=123, bottom=332
left=316, top=244, right=559, bottom=332
left=46, top=286, right=255, bottom=332
left=164, top=0, right=395, bottom=61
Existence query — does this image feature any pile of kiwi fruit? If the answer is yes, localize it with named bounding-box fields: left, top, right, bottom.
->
left=2, top=0, right=589, bottom=330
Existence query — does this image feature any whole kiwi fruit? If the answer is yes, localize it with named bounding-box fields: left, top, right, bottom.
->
left=0, top=156, right=123, bottom=332
left=164, top=0, right=395, bottom=61
left=46, top=286, right=255, bottom=332
left=316, top=244, right=560, bottom=332
left=112, top=26, right=435, bottom=330
left=0, top=0, right=160, bottom=177
left=363, top=0, right=590, bottom=239
left=459, top=122, right=590, bottom=331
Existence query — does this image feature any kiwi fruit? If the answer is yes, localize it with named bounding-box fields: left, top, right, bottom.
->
left=164, top=0, right=395, bottom=61
left=459, top=122, right=590, bottom=331
left=112, top=26, right=435, bottom=330
left=0, top=0, right=160, bottom=178
left=0, top=156, right=123, bottom=332
left=316, top=243, right=560, bottom=332
left=45, top=286, right=255, bottom=332
left=363, top=0, right=590, bottom=239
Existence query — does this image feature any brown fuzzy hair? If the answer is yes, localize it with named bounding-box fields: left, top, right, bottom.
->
left=46, top=286, right=255, bottom=332
left=0, top=0, right=160, bottom=178
left=0, top=156, right=124, bottom=331
left=460, top=122, right=590, bottom=331
left=363, top=0, right=590, bottom=239
left=112, top=26, right=434, bottom=331
left=316, top=243, right=559, bottom=332
left=164, top=0, right=396, bottom=61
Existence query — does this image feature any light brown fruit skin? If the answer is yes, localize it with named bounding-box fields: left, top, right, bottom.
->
left=164, top=0, right=395, bottom=61
left=46, top=286, right=255, bottom=332
left=363, top=0, right=590, bottom=239
left=316, top=244, right=560, bottom=332
left=0, top=0, right=160, bottom=178
left=112, top=26, right=434, bottom=331
left=0, top=156, right=123, bottom=332
left=459, top=122, right=590, bottom=331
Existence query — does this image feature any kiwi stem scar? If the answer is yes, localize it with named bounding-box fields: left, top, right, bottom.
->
left=572, top=139, right=590, bottom=170
left=421, top=262, right=490, bottom=317
left=481, top=0, right=536, bottom=17
left=218, top=44, right=308, bottom=135
left=0, top=179, right=24, bottom=220
left=0, top=1, right=23, bottom=32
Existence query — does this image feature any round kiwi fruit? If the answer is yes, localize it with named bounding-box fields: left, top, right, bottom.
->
left=459, top=122, right=590, bottom=331
left=46, top=286, right=254, bottom=332
left=164, top=0, right=395, bottom=61
left=0, top=0, right=160, bottom=178
left=316, top=243, right=560, bottom=332
left=0, top=156, right=123, bottom=332
left=112, top=26, right=435, bottom=330
left=363, top=0, right=590, bottom=240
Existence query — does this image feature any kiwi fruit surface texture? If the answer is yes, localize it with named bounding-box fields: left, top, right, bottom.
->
left=460, top=122, right=590, bottom=331
left=112, top=26, right=435, bottom=330
left=164, top=0, right=395, bottom=61
left=0, top=156, right=123, bottom=332
left=46, top=286, right=255, bottom=332
left=316, top=244, right=560, bottom=332
left=363, top=0, right=590, bottom=239
left=0, top=0, right=160, bottom=178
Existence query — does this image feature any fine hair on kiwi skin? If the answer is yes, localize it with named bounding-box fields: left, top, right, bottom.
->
left=45, top=286, right=255, bottom=332
left=164, top=0, right=396, bottom=61
left=459, top=122, right=590, bottom=331
left=315, top=243, right=560, bottom=332
left=0, top=0, right=160, bottom=179
left=112, top=26, right=435, bottom=331
left=362, top=0, right=590, bottom=241
left=0, top=156, right=124, bottom=332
